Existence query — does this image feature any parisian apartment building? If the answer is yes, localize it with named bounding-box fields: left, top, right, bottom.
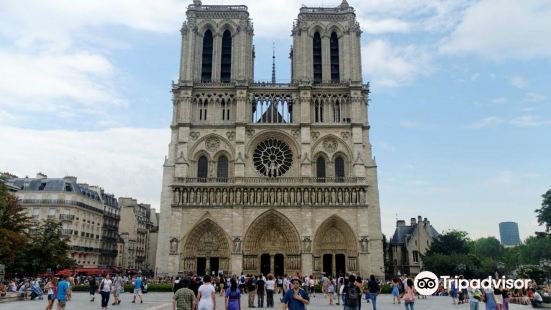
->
left=6, top=173, right=121, bottom=268
left=117, top=197, right=158, bottom=271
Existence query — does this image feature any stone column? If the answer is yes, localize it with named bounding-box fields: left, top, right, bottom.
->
left=321, top=34, right=331, bottom=82
left=332, top=254, right=336, bottom=277
left=270, top=255, right=274, bottom=275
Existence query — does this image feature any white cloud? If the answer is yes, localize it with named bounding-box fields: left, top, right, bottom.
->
left=0, top=126, right=169, bottom=210
left=510, top=116, right=551, bottom=127
left=469, top=116, right=503, bottom=128
left=359, top=18, right=412, bottom=34
left=440, top=0, right=551, bottom=59
left=362, top=40, right=431, bottom=87
left=0, top=51, right=123, bottom=115
left=510, top=76, right=528, bottom=89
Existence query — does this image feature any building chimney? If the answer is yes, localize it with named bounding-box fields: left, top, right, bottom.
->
left=397, top=220, right=406, bottom=227
left=418, top=215, right=423, bottom=223
left=410, top=217, right=417, bottom=226
left=36, top=172, right=47, bottom=179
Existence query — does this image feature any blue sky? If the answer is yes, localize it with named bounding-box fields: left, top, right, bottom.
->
left=0, top=0, right=550, bottom=240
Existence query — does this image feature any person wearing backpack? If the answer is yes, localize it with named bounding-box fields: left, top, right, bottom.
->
left=366, top=275, right=381, bottom=310
left=343, top=275, right=361, bottom=310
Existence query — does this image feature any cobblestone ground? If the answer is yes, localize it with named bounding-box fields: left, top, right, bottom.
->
left=1, top=292, right=531, bottom=310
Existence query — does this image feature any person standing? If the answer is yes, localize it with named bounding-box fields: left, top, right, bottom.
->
left=196, top=275, right=216, bottom=310
left=366, top=275, right=380, bottom=310
left=327, top=277, right=335, bottom=306
left=343, top=275, right=360, bottom=310
left=483, top=287, right=496, bottom=310
left=99, top=274, right=113, bottom=309
left=281, top=278, right=309, bottom=310
left=402, top=278, right=415, bottom=310
left=247, top=275, right=257, bottom=308
left=132, top=274, right=144, bottom=304
left=89, top=276, right=98, bottom=302
left=257, top=274, right=266, bottom=308
left=265, top=274, right=275, bottom=308
left=468, top=287, right=482, bottom=310
left=56, top=275, right=70, bottom=310
left=112, top=273, right=123, bottom=305
left=172, top=278, right=196, bottom=310
left=282, top=275, right=289, bottom=297
left=45, top=277, right=57, bottom=310
left=225, top=278, right=241, bottom=310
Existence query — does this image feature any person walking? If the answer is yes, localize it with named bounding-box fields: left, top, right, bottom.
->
left=367, top=275, right=381, bottom=310
left=99, top=274, right=113, bottom=309
left=281, top=278, right=309, bottom=310
left=172, top=278, right=196, bottom=310
left=89, top=276, right=98, bottom=302
left=196, top=275, right=216, bottom=310
left=483, top=287, right=497, bottom=310
left=327, top=277, right=335, bottom=305
left=225, top=278, right=241, bottom=310
left=112, top=273, right=123, bottom=305
left=265, top=274, right=275, bottom=308
left=132, top=274, right=144, bottom=304
left=391, top=278, right=401, bottom=304
left=45, top=277, right=57, bottom=310
left=343, top=275, right=360, bottom=310
left=57, top=275, right=70, bottom=310
left=402, top=278, right=415, bottom=310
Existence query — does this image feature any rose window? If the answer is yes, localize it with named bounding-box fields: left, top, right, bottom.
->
left=253, top=138, right=293, bottom=177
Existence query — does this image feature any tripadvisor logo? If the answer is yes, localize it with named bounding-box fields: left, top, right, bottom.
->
left=414, top=271, right=533, bottom=296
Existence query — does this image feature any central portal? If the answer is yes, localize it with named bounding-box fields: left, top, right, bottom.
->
left=274, top=254, right=284, bottom=276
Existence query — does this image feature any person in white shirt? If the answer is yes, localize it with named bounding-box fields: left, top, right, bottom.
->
left=99, top=274, right=113, bottom=309
left=196, top=275, right=216, bottom=310
left=265, top=274, right=276, bottom=308
left=531, top=289, right=543, bottom=308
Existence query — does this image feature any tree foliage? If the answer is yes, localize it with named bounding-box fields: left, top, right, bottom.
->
left=471, top=237, right=503, bottom=260
left=535, top=188, right=551, bottom=233
left=426, top=230, right=470, bottom=255
left=0, top=180, right=31, bottom=265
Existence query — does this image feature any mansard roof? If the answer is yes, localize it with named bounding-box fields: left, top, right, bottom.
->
left=390, top=223, right=440, bottom=245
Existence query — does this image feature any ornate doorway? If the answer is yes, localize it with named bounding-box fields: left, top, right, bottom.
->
left=313, top=215, right=358, bottom=276
left=242, top=209, right=302, bottom=275
left=181, top=218, right=231, bottom=275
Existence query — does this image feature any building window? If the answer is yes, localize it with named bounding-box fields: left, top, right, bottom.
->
left=201, top=29, right=213, bottom=82
left=335, top=156, right=345, bottom=181
left=217, top=155, right=229, bottom=181
left=330, top=32, right=340, bottom=82
left=221, top=30, right=232, bottom=82
left=315, top=100, right=323, bottom=122
left=413, top=251, right=419, bottom=263
left=333, top=101, right=341, bottom=123
left=221, top=99, right=230, bottom=121
left=197, top=155, right=208, bottom=181
left=313, top=32, right=322, bottom=83
left=199, top=99, right=208, bottom=121
left=316, top=157, right=326, bottom=181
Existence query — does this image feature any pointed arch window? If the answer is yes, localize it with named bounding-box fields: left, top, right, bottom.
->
left=201, top=30, right=213, bottom=82
left=333, top=100, right=341, bottom=123
left=221, top=30, right=232, bottom=82
left=316, top=157, right=326, bottom=182
left=335, top=156, right=345, bottom=182
left=197, top=155, right=208, bottom=182
left=221, top=99, right=230, bottom=121
left=330, top=32, right=340, bottom=82
left=315, top=100, right=324, bottom=123
left=313, top=32, right=322, bottom=83
left=217, top=155, right=229, bottom=181
left=199, top=99, right=208, bottom=121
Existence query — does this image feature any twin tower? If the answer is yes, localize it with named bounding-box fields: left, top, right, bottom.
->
left=156, top=0, right=384, bottom=279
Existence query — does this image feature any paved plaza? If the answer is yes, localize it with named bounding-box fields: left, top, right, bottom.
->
left=1, top=292, right=532, bottom=310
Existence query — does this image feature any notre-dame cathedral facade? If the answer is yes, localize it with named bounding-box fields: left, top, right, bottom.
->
left=156, top=0, right=384, bottom=278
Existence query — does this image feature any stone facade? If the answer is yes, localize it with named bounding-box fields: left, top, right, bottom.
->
left=9, top=174, right=119, bottom=268
left=156, top=0, right=384, bottom=278
left=118, top=198, right=154, bottom=270
left=388, top=216, right=439, bottom=276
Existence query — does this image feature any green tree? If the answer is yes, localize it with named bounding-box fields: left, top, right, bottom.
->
left=472, top=237, right=503, bottom=259
left=426, top=230, right=470, bottom=255
left=519, top=236, right=551, bottom=265
left=0, top=179, right=31, bottom=266
left=423, top=253, right=480, bottom=277
left=535, top=188, right=551, bottom=233
left=26, top=219, right=76, bottom=275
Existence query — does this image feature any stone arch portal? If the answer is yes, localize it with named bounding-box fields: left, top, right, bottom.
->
left=181, top=218, right=231, bottom=276
left=242, top=209, right=302, bottom=275
left=313, top=215, right=358, bottom=276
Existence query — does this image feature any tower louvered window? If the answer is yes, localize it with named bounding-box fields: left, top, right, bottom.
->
left=221, top=30, right=232, bottom=82
left=313, top=32, right=322, bottom=83
left=201, top=30, right=213, bottom=82
left=330, top=32, right=340, bottom=82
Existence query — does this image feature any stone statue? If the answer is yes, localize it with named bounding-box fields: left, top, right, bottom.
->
left=170, top=238, right=179, bottom=254
left=360, top=236, right=369, bottom=253
left=233, top=237, right=242, bottom=253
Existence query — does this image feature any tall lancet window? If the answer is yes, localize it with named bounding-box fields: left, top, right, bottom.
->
left=335, top=156, right=345, bottom=182
left=197, top=155, right=208, bottom=182
left=330, top=32, right=340, bottom=82
left=313, top=32, right=322, bottom=83
left=316, top=157, right=326, bottom=182
left=221, top=30, right=232, bottom=82
left=217, top=155, right=229, bottom=181
left=201, top=30, right=213, bottom=82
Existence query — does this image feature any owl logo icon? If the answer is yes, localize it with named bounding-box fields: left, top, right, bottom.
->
left=414, top=271, right=439, bottom=296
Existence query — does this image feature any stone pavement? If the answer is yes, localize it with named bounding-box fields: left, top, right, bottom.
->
left=0, top=292, right=531, bottom=310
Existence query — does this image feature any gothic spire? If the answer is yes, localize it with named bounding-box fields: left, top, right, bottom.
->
left=272, top=42, right=276, bottom=84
